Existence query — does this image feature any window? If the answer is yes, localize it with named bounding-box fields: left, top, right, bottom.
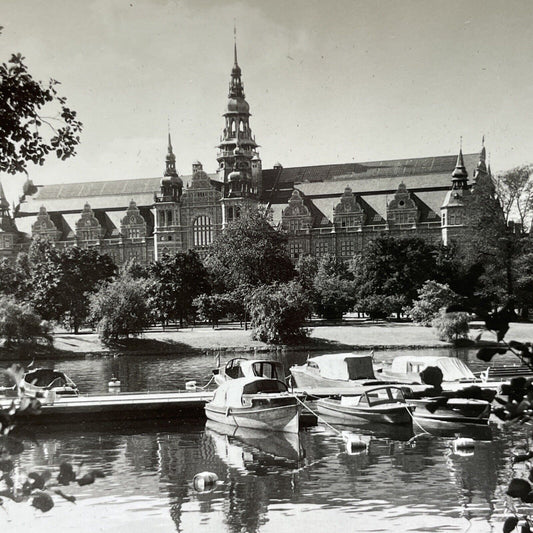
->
left=315, top=241, right=329, bottom=256
left=289, top=242, right=303, bottom=259
left=193, top=215, right=213, bottom=246
left=340, top=240, right=355, bottom=256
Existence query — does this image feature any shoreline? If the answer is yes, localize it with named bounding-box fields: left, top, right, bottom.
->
left=1, top=320, right=530, bottom=360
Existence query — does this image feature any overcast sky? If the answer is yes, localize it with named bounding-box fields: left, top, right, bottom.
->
left=2, top=0, right=533, bottom=205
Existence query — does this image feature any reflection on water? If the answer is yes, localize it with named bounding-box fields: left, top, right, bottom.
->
left=0, top=347, right=530, bottom=532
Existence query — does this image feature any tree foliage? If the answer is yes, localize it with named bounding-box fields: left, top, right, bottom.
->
left=89, top=275, right=151, bottom=342
left=29, top=240, right=117, bottom=332
left=205, top=208, right=295, bottom=292
left=0, top=295, right=51, bottom=346
left=0, top=47, right=82, bottom=175
left=247, top=281, right=311, bottom=344
left=352, top=236, right=440, bottom=318
left=312, top=255, right=356, bottom=319
left=495, top=165, right=533, bottom=230
left=149, top=250, right=210, bottom=327
left=408, top=280, right=460, bottom=326
left=432, top=310, right=470, bottom=342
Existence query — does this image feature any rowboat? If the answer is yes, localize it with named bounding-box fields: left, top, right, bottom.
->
left=408, top=396, right=491, bottom=425
left=316, top=385, right=414, bottom=425
left=204, top=377, right=300, bottom=433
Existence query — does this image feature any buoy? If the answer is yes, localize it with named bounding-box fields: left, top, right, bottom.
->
left=342, top=431, right=368, bottom=455
left=108, top=377, right=121, bottom=391
left=192, top=471, right=218, bottom=492
left=453, top=437, right=475, bottom=454
left=186, top=381, right=197, bottom=391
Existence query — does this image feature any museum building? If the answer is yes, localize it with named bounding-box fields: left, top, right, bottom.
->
left=0, top=43, right=491, bottom=265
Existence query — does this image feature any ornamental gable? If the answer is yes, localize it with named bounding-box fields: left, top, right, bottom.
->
left=387, top=182, right=419, bottom=225
left=31, top=206, right=61, bottom=241
left=333, top=187, right=365, bottom=227
left=121, top=200, right=147, bottom=239
left=76, top=203, right=102, bottom=241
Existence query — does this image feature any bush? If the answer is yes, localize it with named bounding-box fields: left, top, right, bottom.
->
left=0, top=296, right=52, bottom=346
left=89, top=276, right=151, bottom=342
left=247, top=281, right=312, bottom=344
left=432, top=309, right=470, bottom=342
left=408, top=280, right=459, bottom=326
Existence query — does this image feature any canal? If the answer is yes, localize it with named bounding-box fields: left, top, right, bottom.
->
left=2, top=348, right=532, bottom=532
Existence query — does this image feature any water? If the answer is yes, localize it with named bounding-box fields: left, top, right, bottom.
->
left=2, top=347, right=532, bottom=532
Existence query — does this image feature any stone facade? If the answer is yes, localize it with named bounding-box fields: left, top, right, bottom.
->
left=3, top=43, right=491, bottom=264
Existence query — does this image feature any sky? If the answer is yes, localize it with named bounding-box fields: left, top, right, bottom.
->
left=2, top=0, right=533, bottom=206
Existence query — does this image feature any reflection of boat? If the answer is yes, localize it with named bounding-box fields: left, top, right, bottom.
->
left=317, top=416, right=415, bottom=442
left=316, top=386, right=414, bottom=425
left=21, top=368, right=79, bottom=396
left=213, top=358, right=286, bottom=386
left=204, top=377, right=300, bottom=433
left=409, top=396, right=491, bottom=425
left=205, top=419, right=303, bottom=462
left=376, top=355, right=503, bottom=392
left=290, top=353, right=385, bottom=390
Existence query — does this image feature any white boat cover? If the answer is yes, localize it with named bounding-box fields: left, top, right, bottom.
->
left=390, top=356, right=476, bottom=381
left=210, top=377, right=287, bottom=408
left=309, top=353, right=375, bottom=381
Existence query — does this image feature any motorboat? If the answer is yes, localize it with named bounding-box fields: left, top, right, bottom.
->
left=376, top=355, right=505, bottom=392
left=316, top=385, right=414, bottom=425
left=21, top=368, right=79, bottom=397
left=290, top=353, right=387, bottom=390
left=213, top=357, right=287, bottom=386
left=204, top=377, right=300, bottom=433
left=407, top=395, right=491, bottom=425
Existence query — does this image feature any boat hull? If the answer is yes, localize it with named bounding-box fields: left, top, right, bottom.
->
left=316, top=397, right=413, bottom=425
left=408, top=397, right=491, bottom=425
left=205, top=396, right=300, bottom=433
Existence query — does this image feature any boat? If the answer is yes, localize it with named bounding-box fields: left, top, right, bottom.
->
left=407, top=395, right=491, bottom=425
left=21, top=368, right=79, bottom=397
left=376, top=355, right=505, bottom=392
left=204, top=377, right=300, bottom=433
left=316, top=385, right=414, bottom=425
left=213, top=357, right=287, bottom=386
left=290, top=353, right=387, bottom=390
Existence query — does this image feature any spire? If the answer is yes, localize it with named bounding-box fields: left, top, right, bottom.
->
left=233, top=21, right=238, bottom=67
left=451, top=142, right=469, bottom=189
left=164, top=132, right=178, bottom=177
left=474, top=136, right=488, bottom=179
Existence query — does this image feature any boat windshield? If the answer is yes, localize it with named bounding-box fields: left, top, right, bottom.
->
left=242, top=380, right=288, bottom=394
left=363, top=387, right=405, bottom=407
left=25, top=369, right=68, bottom=388
left=251, top=362, right=284, bottom=381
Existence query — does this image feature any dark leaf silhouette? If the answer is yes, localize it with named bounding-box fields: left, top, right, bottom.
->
left=503, top=516, right=519, bottom=533
left=77, top=472, right=95, bottom=486
left=477, top=347, right=508, bottom=362
left=57, top=461, right=76, bottom=485
left=507, top=478, right=531, bottom=498
left=31, top=490, right=54, bottom=512
left=513, top=451, right=533, bottom=464
left=89, top=469, right=105, bottom=479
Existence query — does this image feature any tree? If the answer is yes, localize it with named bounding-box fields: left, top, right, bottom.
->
left=351, top=236, right=440, bottom=318
left=89, top=275, right=151, bottom=342
left=29, top=241, right=117, bottom=332
left=313, top=255, right=356, bottom=319
left=205, top=208, right=295, bottom=292
left=193, top=293, right=235, bottom=328
left=0, top=254, right=31, bottom=299
left=247, top=281, right=311, bottom=344
left=408, top=280, right=460, bottom=326
left=149, top=250, right=210, bottom=327
left=495, top=165, right=533, bottom=231
left=0, top=295, right=51, bottom=346
left=0, top=32, right=82, bottom=175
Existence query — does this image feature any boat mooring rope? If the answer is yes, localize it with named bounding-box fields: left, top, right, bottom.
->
left=294, top=395, right=343, bottom=436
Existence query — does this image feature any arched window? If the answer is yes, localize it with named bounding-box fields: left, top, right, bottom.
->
left=193, top=216, right=213, bottom=247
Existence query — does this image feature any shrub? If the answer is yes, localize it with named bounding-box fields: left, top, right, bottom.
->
left=0, top=296, right=52, bottom=346
left=89, top=276, right=151, bottom=342
left=247, top=281, right=312, bottom=344
left=432, top=309, right=470, bottom=342
left=408, top=280, right=459, bottom=326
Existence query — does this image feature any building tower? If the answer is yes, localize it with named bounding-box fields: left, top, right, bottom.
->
left=154, top=133, right=183, bottom=258
left=441, top=144, right=471, bottom=246
left=217, top=31, right=262, bottom=226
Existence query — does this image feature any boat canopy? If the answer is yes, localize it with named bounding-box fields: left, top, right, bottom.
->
left=24, top=368, right=73, bottom=388
left=211, top=377, right=288, bottom=408
left=223, top=358, right=285, bottom=381
left=389, top=356, right=476, bottom=381
left=308, top=353, right=375, bottom=381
